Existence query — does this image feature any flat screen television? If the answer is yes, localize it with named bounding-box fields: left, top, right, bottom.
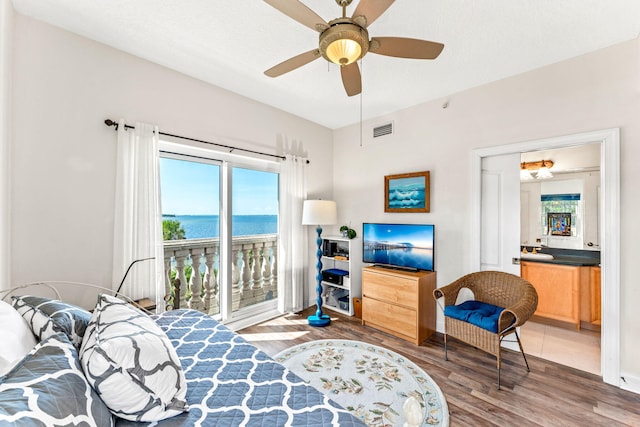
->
left=363, top=223, right=435, bottom=271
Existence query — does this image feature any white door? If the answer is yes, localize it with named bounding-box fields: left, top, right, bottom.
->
left=480, top=153, right=521, bottom=275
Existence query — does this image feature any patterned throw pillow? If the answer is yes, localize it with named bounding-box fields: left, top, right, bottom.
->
left=0, top=332, right=113, bottom=427
left=79, top=294, right=188, bottom=422
left=11, top=295, right=91, bottom=350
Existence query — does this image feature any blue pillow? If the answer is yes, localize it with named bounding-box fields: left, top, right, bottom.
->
left=444, top=300, right=506, bottom=333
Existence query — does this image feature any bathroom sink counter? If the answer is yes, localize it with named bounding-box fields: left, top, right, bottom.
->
left=520, top=247, right=600, bottom=266
left=522, top=255, right=599, bottom=266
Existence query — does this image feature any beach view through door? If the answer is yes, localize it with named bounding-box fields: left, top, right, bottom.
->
left=159, top=155, right=279, bottom=322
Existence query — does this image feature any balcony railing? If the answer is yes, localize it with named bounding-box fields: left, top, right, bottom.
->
left=163, top=235, right=278, bottom=316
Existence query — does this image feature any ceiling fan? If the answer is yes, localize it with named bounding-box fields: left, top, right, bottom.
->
left=263, top=0, right=444, bottom=97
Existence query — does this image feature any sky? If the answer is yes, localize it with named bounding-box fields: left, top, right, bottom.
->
left=364, top=223, right=434, bottom=248
left=160, top=157, right=278, bottom=215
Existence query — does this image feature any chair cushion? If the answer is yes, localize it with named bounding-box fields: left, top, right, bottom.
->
left=444, top=300, right=505, bottom=333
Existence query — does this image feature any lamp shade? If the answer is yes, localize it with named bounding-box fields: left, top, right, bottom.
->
left=302, top=200, right=337, bottom=226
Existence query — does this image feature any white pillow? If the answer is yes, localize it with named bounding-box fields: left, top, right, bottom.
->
left=0, top=300, right=37, bottom=376
left=79, top=294, right=188, bottom=422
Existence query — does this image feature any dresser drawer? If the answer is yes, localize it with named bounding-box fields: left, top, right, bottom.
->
left=362, top=297, right=417, bottom=339
left=362, top=270, right=417, bottom=309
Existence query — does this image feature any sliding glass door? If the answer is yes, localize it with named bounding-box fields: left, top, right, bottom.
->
left=229, top=167, right=279, bottom=315
left=159, top=151, right=279, bottom=323
left=160, top=156, right=222, bottom=316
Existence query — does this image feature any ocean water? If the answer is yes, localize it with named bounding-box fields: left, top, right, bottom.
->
left=164, top=215, right=277, bottom=239
left=387, top=176, right=426, bottom=209
left=364, top=247, right=434, bottom=271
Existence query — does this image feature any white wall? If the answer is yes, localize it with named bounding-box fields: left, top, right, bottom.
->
left=0, top=0, right=13, bottom=289
left=9, top=15, right=334, bottom=306
left=333, top=39, right=640, bottom=384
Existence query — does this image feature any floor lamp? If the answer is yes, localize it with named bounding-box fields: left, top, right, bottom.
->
left=302, top=200, right=337, bottom=327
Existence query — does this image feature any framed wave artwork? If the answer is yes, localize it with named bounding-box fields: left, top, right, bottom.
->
left=384, top=170, right=430, bottom=213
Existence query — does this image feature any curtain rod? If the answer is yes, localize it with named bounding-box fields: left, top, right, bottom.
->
left=104, top=119, right=309, bottom=163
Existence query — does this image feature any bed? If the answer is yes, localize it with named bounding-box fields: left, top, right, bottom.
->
left=0, top=283, right=366, bottom=427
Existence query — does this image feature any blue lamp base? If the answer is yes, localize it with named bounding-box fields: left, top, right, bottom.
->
left=307, top=313, right=331, bottom=327
left=308, top=225, right=331, bottom=327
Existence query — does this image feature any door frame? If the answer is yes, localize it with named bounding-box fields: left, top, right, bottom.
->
left=470, top=128, right=620, bottom=387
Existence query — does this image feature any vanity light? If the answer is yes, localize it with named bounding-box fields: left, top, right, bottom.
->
left=520, top=160, right=554, bottom=180
left=520, top=164, right=534, bottom=180
left=535, top=160, right=554, bottom=179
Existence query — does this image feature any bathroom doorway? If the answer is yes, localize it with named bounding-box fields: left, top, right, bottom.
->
left=519, top=144, right=601, bottom=374
left=471, top=128, right=620, bottom=387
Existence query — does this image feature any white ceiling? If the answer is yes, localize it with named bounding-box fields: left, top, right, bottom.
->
left=11, top=0, right=640, bottom=129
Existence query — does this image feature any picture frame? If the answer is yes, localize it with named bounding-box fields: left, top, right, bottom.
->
left=548, top=212, right=572, bottom=236
left=384, top=171, right=430, bottom=213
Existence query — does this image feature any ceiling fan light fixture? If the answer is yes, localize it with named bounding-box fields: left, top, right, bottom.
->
left=319, top=21, right=369, bottom=65
left=326, top=38, right=361, bottom=65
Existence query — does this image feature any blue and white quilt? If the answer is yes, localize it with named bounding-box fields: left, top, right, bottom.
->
left=115, top=309, right=366, bottom=427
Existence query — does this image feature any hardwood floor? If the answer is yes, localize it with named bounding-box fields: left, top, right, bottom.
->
left=238, top=307, right=640, bottom=426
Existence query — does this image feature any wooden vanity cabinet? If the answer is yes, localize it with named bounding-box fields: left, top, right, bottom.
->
left=521, top=261, right=580, bottom=328
left=521, top=262, right=601, bottom=330
left=361, top=266, right=436, bottom=345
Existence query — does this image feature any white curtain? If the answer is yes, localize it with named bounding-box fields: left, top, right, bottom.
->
left=112, top=119, right=165, bottom=309
left=278, top=154, right=307, bottom=313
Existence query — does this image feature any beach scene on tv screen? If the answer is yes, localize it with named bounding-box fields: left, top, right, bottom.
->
left=363, top=224, right=434, bottom=271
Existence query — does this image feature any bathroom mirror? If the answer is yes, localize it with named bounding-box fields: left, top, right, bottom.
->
left=520, top=144, right=600, bottom=251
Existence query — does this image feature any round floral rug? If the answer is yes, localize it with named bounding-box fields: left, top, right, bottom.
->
left=274, top=339, right=449, bottom=427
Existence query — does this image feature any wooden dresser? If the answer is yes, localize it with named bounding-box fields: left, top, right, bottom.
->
left=361, top=266, right=436, bottom=345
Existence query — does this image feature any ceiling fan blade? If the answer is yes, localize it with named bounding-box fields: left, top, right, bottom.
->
left=352, top=0, right=395, bottom=27
left=264, top=0, right=328, bottom=32
left=370, top=37, right=444, bottom=59
left=340, top=62, right=362, bottom=97
left=264, top=49, right=321, bottom=77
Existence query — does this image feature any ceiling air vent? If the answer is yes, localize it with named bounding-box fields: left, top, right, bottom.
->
left=372, top=122, right=394, bottom=139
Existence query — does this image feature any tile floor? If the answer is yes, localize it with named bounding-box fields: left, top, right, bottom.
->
left=520, top=321, right=601, bottom=375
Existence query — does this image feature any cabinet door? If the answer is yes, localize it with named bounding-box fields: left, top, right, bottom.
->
left=521, top=262, right=580, bottom=327
left=362, top=271, right=417, bottom=309
left=362, top=297, right=417, bottom=340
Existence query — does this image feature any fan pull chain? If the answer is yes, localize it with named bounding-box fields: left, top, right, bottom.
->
left=359, top=59, right=363, bottom=147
